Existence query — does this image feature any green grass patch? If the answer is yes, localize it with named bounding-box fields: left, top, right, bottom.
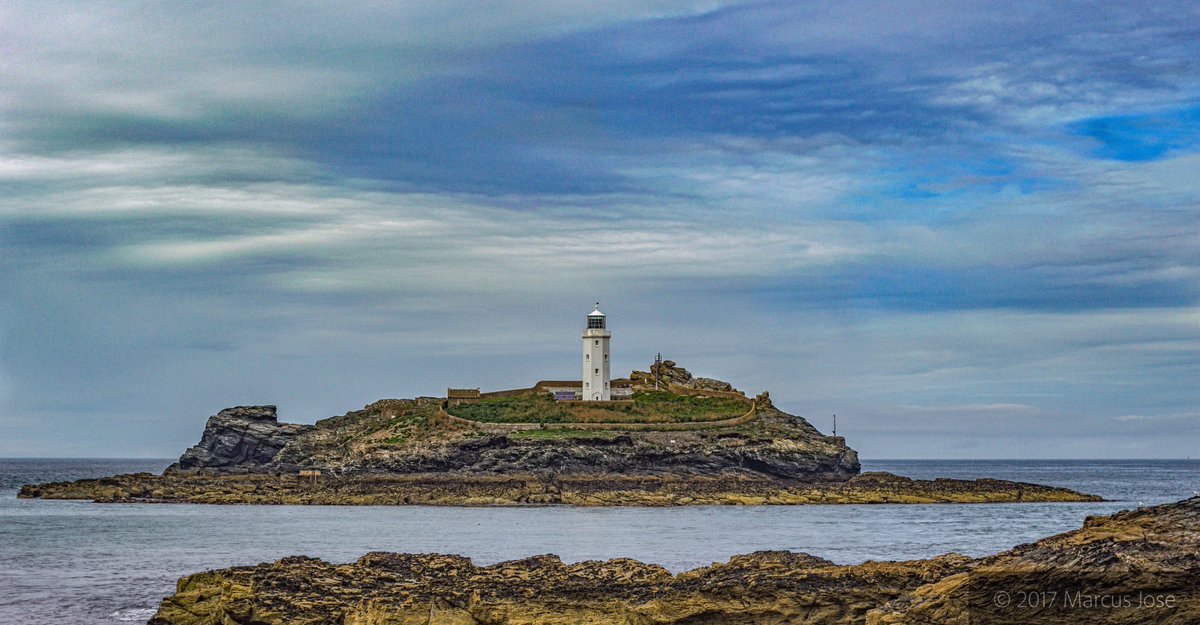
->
left=508, top=428, right=621, bottom=441
left=447, top=394, right=573, bottom=423
left=630, top=390, right=747, bottom=420
left=372, top=412, right=432, bottom=446
left=446, top=390, right=748, bottom=424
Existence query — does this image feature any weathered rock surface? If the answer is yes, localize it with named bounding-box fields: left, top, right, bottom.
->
left=630, top=359, right=739, bottom=393
left=146, top=497, right=1200, bottom=625
left=18, top=470, right=1097, bottom=506
left=302, top=400, right=856, bottom=480
left=169, top=406, right=311, bottom=473
left=870, top=495, right=1200, bottom=624
left=148, top=550, right=972, bottom=625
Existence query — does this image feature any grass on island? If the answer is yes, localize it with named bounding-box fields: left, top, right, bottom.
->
left=507, top=428, right=623, bottom=441
left=363, top=409, right=440, bottom=446
left=446, top=390, right=749, bottom=424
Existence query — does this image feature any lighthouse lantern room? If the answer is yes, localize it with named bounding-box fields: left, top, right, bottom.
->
left=582, top=303, right=611, bottom=401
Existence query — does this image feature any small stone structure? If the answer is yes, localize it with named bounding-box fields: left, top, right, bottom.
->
left=446, top=388, right=481, bottom=405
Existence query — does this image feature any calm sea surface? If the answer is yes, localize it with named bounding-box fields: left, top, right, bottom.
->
left=1, top=458, right=1197, bottom=624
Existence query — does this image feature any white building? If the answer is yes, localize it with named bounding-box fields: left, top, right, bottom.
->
left=581, top=303, right=611, bottom=401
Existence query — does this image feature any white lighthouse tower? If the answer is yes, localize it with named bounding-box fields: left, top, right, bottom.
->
left=582, top=303, right=611, bottom=401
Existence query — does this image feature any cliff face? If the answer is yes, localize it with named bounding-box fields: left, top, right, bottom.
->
left=147, top=497, right=1200, bottom=625
left=169, top=406, right=312, bottom=473
left=279, top=400, right=858, bottom=480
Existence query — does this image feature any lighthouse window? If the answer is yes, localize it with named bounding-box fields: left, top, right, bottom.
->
left=603, top=354, right=608, bottom=361
left=595, top=368, right=599, bottom=375
left=585, top=354, right=589, bottom=360
left=588, top=317, right=605, bottom=329
left=594, top=340, right=599, bottom=346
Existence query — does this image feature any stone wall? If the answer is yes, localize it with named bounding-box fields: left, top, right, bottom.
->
left=478, top=386, right=538, bottom=399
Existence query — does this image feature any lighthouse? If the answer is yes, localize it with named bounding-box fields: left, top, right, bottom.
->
left=582, top=303, right=611, bottom=401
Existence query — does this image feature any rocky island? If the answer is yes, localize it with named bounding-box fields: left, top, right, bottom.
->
left=148, top=495, right=1200, bottom=624
left=20, top=360, right=1097, bottom=506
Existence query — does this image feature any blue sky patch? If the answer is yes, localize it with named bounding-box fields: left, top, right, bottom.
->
left=1070, top=104, right=1200, bottom=161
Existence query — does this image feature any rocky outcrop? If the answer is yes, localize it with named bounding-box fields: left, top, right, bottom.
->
left=158, top=371, right=858, bottom=482
left=147, top=550, right=971, bottom=625
left=168, top=406, right=311, bottom=473
left=21, top=387, right=1104, bottom=505
left=147, top=497, right=1199, bottom=625
left=630, top=359, right=739, bottom=393
left=19, top=361, right=1108, bottom=507
left=318, top=426, right=858, bottom=480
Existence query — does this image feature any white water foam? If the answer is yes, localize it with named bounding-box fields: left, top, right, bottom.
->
left=109, top=607, right=158, bottom=622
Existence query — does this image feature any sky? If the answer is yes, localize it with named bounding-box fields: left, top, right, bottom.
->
left=1, top=1, right=1197, bottom=459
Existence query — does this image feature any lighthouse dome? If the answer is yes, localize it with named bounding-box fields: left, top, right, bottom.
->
left=586, top=303, right=606, bottom=330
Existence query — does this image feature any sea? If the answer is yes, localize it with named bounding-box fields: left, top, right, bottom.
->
left=1, top=459, right=1197, bottom=625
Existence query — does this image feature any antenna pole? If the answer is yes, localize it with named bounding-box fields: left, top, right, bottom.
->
left=833, top=414, right=837, bottom=436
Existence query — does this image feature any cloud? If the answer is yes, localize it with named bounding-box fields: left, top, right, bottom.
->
left=0, top=144, right=319, bottom=189
left=4, top=149, right=1195, bottom=312
left=1, top=1, right=1198, bottom=457
left=0, top=303, right=11, bottom=409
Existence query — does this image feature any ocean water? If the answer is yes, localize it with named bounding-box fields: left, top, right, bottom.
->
left=1, top=459, right=1197, bottom=625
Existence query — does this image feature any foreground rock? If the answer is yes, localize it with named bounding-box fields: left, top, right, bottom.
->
left=871, top=495, right=1200, bottom=624
left=148, top=497, right=1199, bottom=624
left=18, top=470, right=1096, bottom=505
